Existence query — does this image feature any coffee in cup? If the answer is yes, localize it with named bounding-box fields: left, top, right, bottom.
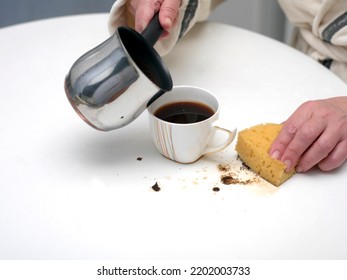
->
left=147, top=85, right=237, bottom=163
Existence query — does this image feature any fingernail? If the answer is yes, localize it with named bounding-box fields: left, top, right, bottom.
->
left=296, top=165, right=303, bottom=173
left=138, top=25, right=144, bottom=33
left=164, top=17, right=173, bottom=28
left=284, top=160, right=292, bottom=172
left=271, top=150, right=280, bottom=160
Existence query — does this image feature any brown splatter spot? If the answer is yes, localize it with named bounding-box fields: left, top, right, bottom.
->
left=217, top=164, right=229, bottom=172
left=137, top=157, right=143, bottom=161
left=221, top=175, right=255, bottom=185
left=212, top=187, right=220, bottom=192
left=152, top=182, right=160, bottom=192
left=220, top=175, right=238, bottom=185
left=218, top=157, right=260, bottom=186
left=240, top=162, right=251, bottom=171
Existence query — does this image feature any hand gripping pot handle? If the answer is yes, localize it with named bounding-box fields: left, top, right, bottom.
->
left=141, top=13, right=163, bottom=46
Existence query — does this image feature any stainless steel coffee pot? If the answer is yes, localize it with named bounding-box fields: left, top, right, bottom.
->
left=64, top=14, right=172, bottom=131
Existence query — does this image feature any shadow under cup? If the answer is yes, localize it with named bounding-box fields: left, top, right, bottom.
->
left=147, top=85, right=236, bottom=163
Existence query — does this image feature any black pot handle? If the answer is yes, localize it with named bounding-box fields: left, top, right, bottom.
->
left=141, top=13, right=164, bottom=46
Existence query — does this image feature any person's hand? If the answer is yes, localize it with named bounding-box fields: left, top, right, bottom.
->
left=269, top=97, right=347, bottom=173
left=128, top=0, right=181, bottom=36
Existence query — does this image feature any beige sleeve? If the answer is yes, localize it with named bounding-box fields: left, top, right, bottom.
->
left=108, top=0, right=224, bottom=56
left=278, top=0, right=347, bottom=82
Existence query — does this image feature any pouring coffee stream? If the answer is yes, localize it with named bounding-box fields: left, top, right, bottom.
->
left=64, top=13, right=172, bottom=131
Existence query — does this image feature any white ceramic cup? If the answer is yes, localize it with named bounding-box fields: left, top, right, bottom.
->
left=147, top=85, right=237, bottom=163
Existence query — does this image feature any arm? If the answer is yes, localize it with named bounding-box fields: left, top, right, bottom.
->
left=270, top=0, right=347, bottom=172
left=277, top=0, right=347, bottom=83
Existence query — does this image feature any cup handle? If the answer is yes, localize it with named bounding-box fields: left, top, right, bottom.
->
left=203, top=121, right=237, bottom=155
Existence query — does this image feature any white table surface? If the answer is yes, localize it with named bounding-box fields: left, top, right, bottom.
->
left=1, top=14, right=346, bottom=260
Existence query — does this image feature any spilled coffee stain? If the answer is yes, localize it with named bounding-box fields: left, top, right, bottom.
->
left=146, top=155, right=276, bottom=195
left=152, top=182, right=161, bottom=192
left=217, top=155, right=262, bottom=186
left=217, top=156, right=278, bottom=196
left=220, top=175, right=255, bottom=185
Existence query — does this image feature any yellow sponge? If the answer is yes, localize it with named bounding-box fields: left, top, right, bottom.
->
left=235, top=123, right=295, bottom=186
